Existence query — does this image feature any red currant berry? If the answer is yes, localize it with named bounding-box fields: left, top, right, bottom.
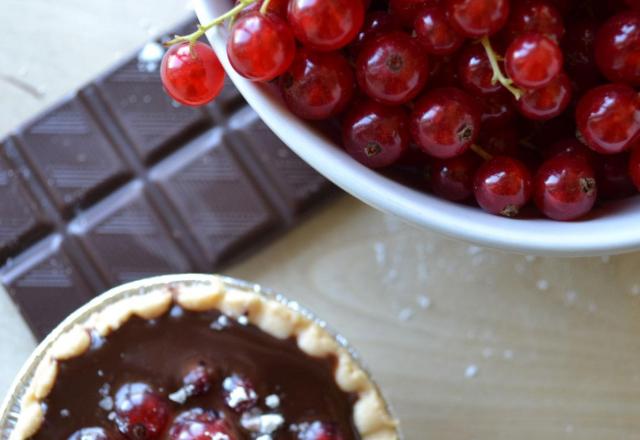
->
left=534, top=153, right=597, bottom=221
left=630, top=144, right=640, bottom=190
left=505, top=0, right=564, bottom=42
left=414, top=7, right=465, bottom=55
left=182, top=363, right=214, bottom=397
left=457, top=43, right=502, bottom=96
left=356, top=32, right=429, bottom=105
left=222, top=374, right=258, bottom=412
left=295, top=421, right=344, bottom=440
left=288, top=0, right=365, bottom=51
left=428, top=152, right=481, bottom=201
left=446, top=0, right=510, bottom=38
left=389, top=0, right=439, bottom=27
left=160, top=42, right=225, bottom=106
left=505, top=33, right=563, bottom=89
left=596, top=153, right=637, bottom=199
left=575, top=83, right=640, bottom=155
left=595, top=11, right=640, bottom=86
left=168, top=408, right=235, bottom=440
left=516, top=72, right=572, bottom=121
left=350, top=12, right=402, bottom=56
left=342, top=99, right=410, bottom=168
left=473, top=156, right=533, bottom=217
left=114, top=383, right=171, bottom=440
left=279, top=48, right=354, bottom=120
left=227, top=12, right=295, bottom=82
left=68, top=428, right=112, bottom=440
left=411, top=87, right=481, bottom=159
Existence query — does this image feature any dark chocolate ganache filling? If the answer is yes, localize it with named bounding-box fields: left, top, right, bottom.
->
left=33, top=306, right=359, bottom=439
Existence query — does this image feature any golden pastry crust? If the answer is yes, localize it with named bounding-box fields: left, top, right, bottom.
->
left=9, top=275, right=399, bottom=440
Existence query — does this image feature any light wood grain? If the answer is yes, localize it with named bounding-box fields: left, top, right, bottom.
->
left=3, top=2, right=640, bottom=439
left=0, top=0, right=191, bottom=137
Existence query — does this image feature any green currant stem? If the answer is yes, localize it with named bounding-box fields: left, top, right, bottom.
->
left=260, top=0, right=273, bottom=14
left=480, top=36, right=524, bottom=101
left=471, top=144, right=493, bottom=161
left=165, top=0, right=258, bottom=48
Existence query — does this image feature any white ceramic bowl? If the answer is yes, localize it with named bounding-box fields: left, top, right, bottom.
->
left=194, top=0, right=640, bottom=257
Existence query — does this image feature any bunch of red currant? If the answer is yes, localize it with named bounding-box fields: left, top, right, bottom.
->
left=160, top=0, right=640, bottom=222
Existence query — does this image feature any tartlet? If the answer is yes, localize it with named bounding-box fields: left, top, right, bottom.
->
left=2, top=275, right=398, bottom=440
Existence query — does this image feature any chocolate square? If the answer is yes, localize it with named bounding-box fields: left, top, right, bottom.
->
left=17, top=96, right=130, bottom=216
left=150, top=129, right=278, bottom=266
left=97, top=43, right=211, bottom=163
left=69, top=181, right=192, bottom=284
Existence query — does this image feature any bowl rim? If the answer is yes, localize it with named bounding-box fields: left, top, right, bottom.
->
left=194, top=0, right=640, bottom=257
left=0, top=274, right=400, bottom=439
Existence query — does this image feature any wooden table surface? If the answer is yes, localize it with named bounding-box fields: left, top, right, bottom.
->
left=2, top=2, right=640, bottom=439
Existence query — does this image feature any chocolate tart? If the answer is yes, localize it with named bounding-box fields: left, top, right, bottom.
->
left=0, top=274, right=398, bottom=440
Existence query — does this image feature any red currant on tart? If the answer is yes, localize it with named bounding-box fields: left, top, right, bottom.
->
left=222, top=374, right=258, bottom=412
left=168, top=408, right=235, bottom=440
left=114, top=383, right=172, bottom=439
left=181, top=362, right=215, bottom=397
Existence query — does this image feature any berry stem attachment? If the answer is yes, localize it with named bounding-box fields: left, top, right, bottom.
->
left=480, top=36, right=524, bottom=100
left=471, top=144, right=493, bottom=161
left=165, top=0, right=258, bottom=49
left=260, top=0, right=273, bottom=14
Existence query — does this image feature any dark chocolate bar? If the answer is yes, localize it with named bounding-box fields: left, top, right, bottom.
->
left=0, top=16, right=338, bottom=340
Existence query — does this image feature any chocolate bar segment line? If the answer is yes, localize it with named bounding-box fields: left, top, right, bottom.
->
left=14, top=95, right=131, bottom=217
left=0, top=147, right=51, bottom=263
left=1, top=234, right=97, bottom=340
left=149, top=127, right=281, bottom=266
left=68, top=180, right=193, bottom=284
